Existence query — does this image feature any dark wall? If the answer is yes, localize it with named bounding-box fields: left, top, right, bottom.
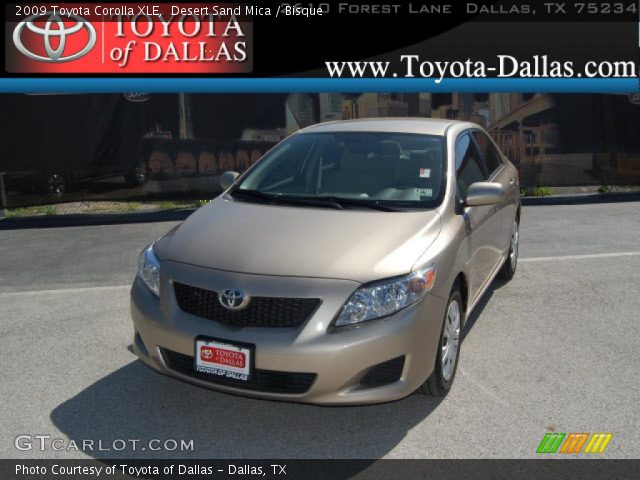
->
left=190, top=94, right=288, bottom=139
left=0, top=94, right=147, bottom=173
left=555, top=94, right=640, bottom=153
left=0, top=94, right=289, bottom=174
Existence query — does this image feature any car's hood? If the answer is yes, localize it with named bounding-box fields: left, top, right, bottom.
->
left=154, top=197, right=441, bottom=283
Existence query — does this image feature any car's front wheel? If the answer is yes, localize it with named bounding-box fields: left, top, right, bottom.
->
left=499, top=218, right=519, bottom=280
left=418, top=287, right=464, bottom=397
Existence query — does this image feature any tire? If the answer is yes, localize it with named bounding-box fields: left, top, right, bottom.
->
left=45, top=173, right=67, bottom=197
left=125, top=167, right=147, bottom=188
left=418, top=288, right=464, bottom=397
left=499, top=218, right=520, bottom=281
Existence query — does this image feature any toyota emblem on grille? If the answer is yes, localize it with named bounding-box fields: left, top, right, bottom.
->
left=219, top=289, right=250, bottom=310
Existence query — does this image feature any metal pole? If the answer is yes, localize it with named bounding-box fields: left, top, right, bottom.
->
left=177, top=93, right=193, bottom=139
left=0, top=172, right=7, bottom=219
left=178, top=93, right=187, bottom=139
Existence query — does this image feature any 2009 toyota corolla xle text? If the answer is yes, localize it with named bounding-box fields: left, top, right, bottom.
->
left=131, top=118, right=521, bottom=405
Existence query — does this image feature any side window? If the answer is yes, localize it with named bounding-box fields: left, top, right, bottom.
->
left=472, top=130, right=503, bottom=177
left=455, top=133, right=487, bottom=198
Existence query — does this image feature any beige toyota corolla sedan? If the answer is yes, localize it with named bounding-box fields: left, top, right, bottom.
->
left=131, top=118, right=520, bottom=405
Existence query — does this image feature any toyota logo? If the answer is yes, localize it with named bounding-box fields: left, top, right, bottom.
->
left=201, top=347, right=214, bottom=360
left=13, top=12, right=96, bottom=62
left=219, top=289, right=250, bottom=311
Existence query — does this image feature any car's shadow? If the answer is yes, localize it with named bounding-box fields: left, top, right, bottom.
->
left=50, top=281, right=499, bottom=460
left=50, top=360, right=442, bottom=460
left=461, top=277, right=507, bottom=341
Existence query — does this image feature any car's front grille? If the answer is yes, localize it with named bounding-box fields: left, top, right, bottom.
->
left=161, top=348, right=317, bottom=394
left=173, top=282, right=321, bottom=328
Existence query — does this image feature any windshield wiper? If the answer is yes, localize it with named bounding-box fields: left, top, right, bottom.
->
left=279, top=195, right=400, bottom=211
left=281, top=196, right=345, bottom=210
left=318, top=196, right=401, bottom=212
left=231, top=189, right=283, bottom=204
left=231, top=190, right=344, bottom=209
left=231, top=190, right=400, bottom=211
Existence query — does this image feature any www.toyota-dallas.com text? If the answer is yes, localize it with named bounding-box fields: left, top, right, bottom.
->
left=326, top=55, right=639, bottom=82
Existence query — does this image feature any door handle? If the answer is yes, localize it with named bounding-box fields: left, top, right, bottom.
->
left=509, top=177, right=515, bottom=185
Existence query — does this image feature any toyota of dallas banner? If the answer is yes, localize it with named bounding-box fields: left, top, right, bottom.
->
left=5, top=3, right=253, bottom=73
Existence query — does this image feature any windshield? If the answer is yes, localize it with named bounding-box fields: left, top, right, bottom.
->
left=232, top=132, right=446, bottom=209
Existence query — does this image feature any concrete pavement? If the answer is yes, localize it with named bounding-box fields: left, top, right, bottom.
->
left=0, top=201, right=638, bottom=459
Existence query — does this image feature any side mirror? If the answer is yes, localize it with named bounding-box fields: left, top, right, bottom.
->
left=219, top=171, right=239, bottom=190
left=465, top=182, right=506, bottom=207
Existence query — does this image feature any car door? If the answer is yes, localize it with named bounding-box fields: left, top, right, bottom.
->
left=455, top=131, right=503, bottom=303
left=471, top=129, right=518, bottom=254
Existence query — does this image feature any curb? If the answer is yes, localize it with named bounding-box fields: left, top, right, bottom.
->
left=1, top=191, right=639, bottom=229
left=0, top=208, right=196, bottom=230
left=521, top=191, right=640, bottom=206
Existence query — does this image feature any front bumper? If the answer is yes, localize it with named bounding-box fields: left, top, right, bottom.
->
left=131, top=261, right=447, bottom=405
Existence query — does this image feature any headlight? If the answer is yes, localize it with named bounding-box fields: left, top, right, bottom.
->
left=137, top=244, right=160, bottom=297
left=334, top=265, right=436, bottom=327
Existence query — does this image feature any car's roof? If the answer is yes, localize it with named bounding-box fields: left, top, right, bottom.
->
left=298, top=117, right=478, bottom=136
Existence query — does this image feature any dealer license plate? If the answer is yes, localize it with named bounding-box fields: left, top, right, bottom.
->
left=194, top=337, right=252, bottom=381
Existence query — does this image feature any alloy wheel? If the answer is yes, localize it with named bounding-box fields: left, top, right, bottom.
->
left=510, top=220, right=519, bottom=270
left=441, top=299, right=461, bottom=382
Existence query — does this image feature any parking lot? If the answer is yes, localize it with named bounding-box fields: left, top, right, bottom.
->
left=1, top=201, right=639, bottom=459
